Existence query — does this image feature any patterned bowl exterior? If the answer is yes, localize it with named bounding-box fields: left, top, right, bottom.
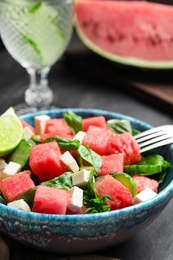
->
left=0, top=108, right=173, bottom=254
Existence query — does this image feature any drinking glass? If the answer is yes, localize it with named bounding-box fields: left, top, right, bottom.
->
left=0, top=0, right=74, bottom=114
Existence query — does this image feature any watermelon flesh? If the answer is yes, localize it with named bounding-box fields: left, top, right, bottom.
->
left=82, top=125, right=113, bottom=155
left=66, top=205, right=87, bottom=215
left=29, top=141, right=68, bottom=182
left=82, top=116, right=108, bottom=131
left=41, top=118, right=74, bottom=141
left=108, top=132, right=141, bottom=165
left=133, top=174, right=159, bottom=193
left=98, top=153, right=124, bottom=176
left=75, top=0, right=173, bottom=68
left=32, top=185, right=68, bottom=214
left=0, top=170, right=35, bottom=203
left=20, top=119, right=36, bottom=134
left=94, top=174, right=134, bottom=210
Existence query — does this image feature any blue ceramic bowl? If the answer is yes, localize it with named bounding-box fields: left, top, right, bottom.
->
left=0, top=108, right=173, bottom=254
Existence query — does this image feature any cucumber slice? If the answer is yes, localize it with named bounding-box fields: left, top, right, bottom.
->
left=7, top=139, right=35, bottom=169
left=124, top=154, right=170, bottom=175
left=3, top=0, right=66, bottom=67
left=124, top=164, right=162, bottom=175
left=22, top=2, right=65, bottom=66
left=112, top=172, right=137, bottom=197
left=32, top=134, right=41, bottom=144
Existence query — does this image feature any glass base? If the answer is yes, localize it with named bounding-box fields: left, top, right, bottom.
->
left=14, top=103, right=58, bottom=116
left=24, top=86, right=54, bottom=109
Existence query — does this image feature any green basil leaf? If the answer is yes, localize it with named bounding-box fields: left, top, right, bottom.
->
left=44, top=136, right=80, bottom=151
left=63, top=111, right=82, bottom=134
left=83, top=169, right=110, bottom=213
left=107, top=119, right=132, bottom=134
left=0, top=195, right=6, bottom=205
left=41, top=172, right=73, bottom=190
left=78, top=145, right=102, bottom=174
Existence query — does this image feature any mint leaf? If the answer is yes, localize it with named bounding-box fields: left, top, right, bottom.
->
left=29, top=2, right=43, bottom=13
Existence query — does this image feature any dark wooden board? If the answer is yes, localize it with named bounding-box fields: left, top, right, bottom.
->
left=65, top=45, right=173, bottom=114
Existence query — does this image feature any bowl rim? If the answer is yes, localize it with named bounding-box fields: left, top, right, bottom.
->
left=1, top=107, right=173, bottom=222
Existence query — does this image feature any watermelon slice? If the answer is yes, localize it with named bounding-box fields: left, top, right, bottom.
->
left=82, top=116, right=108, bottom=132
left=94, top=174, right=134, bottom=210
left=133, top=174, right=159, bottom=193
left=82, top=125, right=113, bottom=155
left=98, top=153, right=124, bottom=176
left=29, top=141, right=68, bottom=182
left=108, top=132, right=141, bottom=165
left=32, top=185, right=68, bottom=214
left=75, top=0, right=173, bottom=68
left=0, top=170, right=35, bottom=203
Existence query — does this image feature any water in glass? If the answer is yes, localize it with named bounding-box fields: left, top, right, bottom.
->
left=0, top=0, right=74, bottom=114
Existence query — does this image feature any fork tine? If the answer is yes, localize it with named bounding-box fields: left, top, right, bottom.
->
left=138, top=133, right=173, bottom=148
left=134, top=125, right=173, bottom=153
left=135, top=125, right=173, bottom=139
left=136, top=131, right=168, bottom=143
left=140, top=137, right=173, bottom=153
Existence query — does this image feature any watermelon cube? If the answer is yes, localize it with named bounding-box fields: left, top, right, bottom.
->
left=66, top=205, right=87, bottom=215
left=32, top=185, right=68, bottom=214
left=94, top=174, right=134, bottom=210
left=82, top=116, right=108, bottom=132
left=98, top=154, right=124, bottom=176
left=108, top=132, right=141, bottom=165
left=20, top=119, right=36, bottom=134
left=29, top=141, right=68, bottom=182
left=44, top=118, right=74, bottom=139
left=0, top=170, right=35, bottom=203
left=133, top=175, right=159, bottom=194
left=82, top=126, right=113, bottom=155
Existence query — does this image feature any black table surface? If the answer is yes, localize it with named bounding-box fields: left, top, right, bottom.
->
left=0, top=32, right=173, bottom=260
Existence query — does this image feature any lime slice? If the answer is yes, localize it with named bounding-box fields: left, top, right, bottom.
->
left=0, top=107, right=23, bottom=156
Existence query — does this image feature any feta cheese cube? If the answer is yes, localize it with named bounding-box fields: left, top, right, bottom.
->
left=7, top=199, right=31, bottom=212
left=0, top=158, right=7, bottom=169
left=72, top=169, right=90, bottom=187
left=134, top=187, right=157, bottom=204
left=68, top=186, right=83, bottom=212
left=34, top=115, right=50, bottom=135
left=2, top=161, right=21, bottom=178
left=60, top=151, right=79, bottom=172
left=73, top=131, right=86, bottom=143
left=23, top=126, right=35, bottom=140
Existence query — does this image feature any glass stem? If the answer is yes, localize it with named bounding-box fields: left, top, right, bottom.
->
left=24, top=67, right=54, bottom=108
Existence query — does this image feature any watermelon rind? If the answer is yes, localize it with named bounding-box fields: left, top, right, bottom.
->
left=75, top=22, right=173, bottom=69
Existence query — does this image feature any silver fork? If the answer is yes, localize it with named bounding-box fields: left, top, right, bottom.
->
left=134, top=125, right=173, bottom=153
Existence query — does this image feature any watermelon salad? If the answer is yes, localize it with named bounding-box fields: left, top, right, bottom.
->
left=0, top=110, right=170, bottom=215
